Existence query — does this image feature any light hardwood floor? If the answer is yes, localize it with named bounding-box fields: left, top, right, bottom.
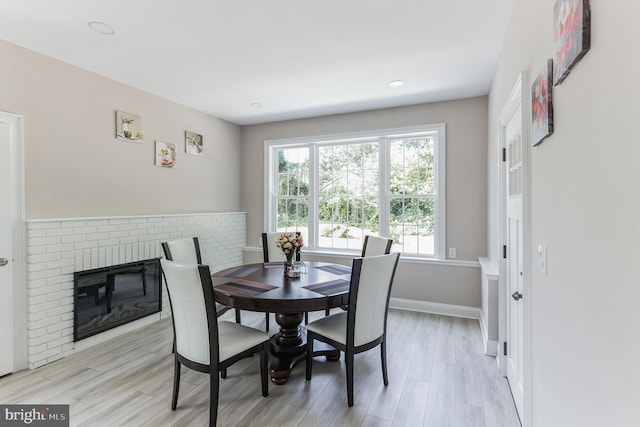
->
left=0, top=309, right=520, bottom=426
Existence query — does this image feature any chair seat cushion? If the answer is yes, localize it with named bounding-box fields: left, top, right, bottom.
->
left=306, top=312, right=347, bottom=345
left=218, top=321, right=269, bottom=362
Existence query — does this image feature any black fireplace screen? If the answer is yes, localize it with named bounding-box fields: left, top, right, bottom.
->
left=73, top=258, right=162, bottom=341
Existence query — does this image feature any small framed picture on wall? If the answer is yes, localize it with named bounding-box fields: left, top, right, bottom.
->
left=531, top=59, right=554, bottom=146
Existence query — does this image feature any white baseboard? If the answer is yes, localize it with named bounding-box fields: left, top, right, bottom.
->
left=389, top=297, right=481, bottom=320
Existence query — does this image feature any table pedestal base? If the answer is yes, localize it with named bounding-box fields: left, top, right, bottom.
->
left=269, top=312, right=340, bottom=384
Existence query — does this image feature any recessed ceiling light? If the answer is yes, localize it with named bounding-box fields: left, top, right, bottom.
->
left=250, top=102, right=263, bottom=108
left=88, top=21, right=116, bottom=36
left=388, top=80, right=406, bottom=88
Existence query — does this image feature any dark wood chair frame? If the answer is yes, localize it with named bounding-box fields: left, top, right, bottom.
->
left=361, top=234, right=393, bottom=257
left=165, top=264, right=269, bottom=427
left=305, top=253, right=400, bottom=407
left=162, top=237, right=241, bottom=322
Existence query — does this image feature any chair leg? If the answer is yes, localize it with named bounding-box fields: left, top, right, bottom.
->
left=210, top=369, right=219, bottom=427
left=221, top=368, right=227, bottom=379
left=304, top=312, right=309, bottom=325
left=380, top=340, right=389, bottom=386
left=260, top=343, right=269, bottom=397
left=171, top=357, right=181, bottom=410
left=265, top=313, right=270, bottom=332
left=305, top=335, right=314, bottom=381
left=325, top=308, right=330, bottom=316
left=346, top=350, right=354, bottom=407
left=235, top=308, right=242, bottom=324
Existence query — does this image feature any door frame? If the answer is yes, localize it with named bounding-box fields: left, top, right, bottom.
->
left=497, top=72, right=532, bottom=426
left=1, top=111, right=27, bottom=373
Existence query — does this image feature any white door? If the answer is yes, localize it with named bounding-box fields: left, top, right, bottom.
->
left=505, top=104, right=524, bottom=416
left=0, top=112, right=19, bottom=376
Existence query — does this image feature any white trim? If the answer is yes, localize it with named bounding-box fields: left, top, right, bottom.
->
left=264, top=123, right=447, bottom=258
left=389, top=297, right=481, bottom=319
left=498, top=71, right=532, bottom=427
left=2, top=111, right=27, bottom=372
left=480, top=310, right=498, bottom=356
left=242, top=246, right=480, bottom=268
left=478, top=257, right=499, bottom=280
left=26, top=211, right=246, bottom=223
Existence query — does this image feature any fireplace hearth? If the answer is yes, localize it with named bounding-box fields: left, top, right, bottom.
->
left=73, top=258, right=162, bottom=341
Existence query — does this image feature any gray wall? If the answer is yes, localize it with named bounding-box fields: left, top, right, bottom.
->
left=0, top=39, right=242, bottom=219
left=241, top=97, right=488, bottom=308
left=488, top=1, right=640, bottom=425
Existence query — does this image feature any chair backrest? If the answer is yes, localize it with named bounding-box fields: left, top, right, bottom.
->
left=162, top=237, right=202, bottom=264
left=361, top=235, right=393, bottom=257
left=262, top=232, right=302, bottom=262
left=347, top=253, right=400, bottom=347
left=160, top=259, right=218, bottom=366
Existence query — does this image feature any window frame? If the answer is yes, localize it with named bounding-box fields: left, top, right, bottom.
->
left=264, top=123, right=446, bottom=259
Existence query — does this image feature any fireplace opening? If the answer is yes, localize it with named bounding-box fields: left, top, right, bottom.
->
left=73, top=258, right=162, bottom=341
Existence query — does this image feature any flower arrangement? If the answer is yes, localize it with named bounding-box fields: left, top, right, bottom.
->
left=275, top=232, right=304, bottom=260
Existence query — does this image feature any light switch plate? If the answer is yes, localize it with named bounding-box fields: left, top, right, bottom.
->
left=537, top=244, right=547, bottom=274
left=448, top=248, right=456, bottom=258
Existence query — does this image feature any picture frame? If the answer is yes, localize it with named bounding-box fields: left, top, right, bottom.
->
left=531, top=59, right=554, bottom=146
left=185, top=131, right=203, bottom=156
left=552, top=0, right=591, bottom=85
left=116, top=110, right=143, bottom=143
left=155, top=141, right=176, bottom=168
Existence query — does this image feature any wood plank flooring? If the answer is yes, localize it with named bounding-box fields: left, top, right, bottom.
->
left=0, top=309, right=521, bottom=426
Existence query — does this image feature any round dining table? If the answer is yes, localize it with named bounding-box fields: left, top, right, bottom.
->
left=212, top=261, right=352, bottom=384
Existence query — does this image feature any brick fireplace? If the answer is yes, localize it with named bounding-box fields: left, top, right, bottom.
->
left=25, top=212, right=246, bottom=369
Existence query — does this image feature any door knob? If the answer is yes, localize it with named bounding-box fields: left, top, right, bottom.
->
left=0, top=258, right=8, bottom=267
left=511, top=291, right=523, bottom=301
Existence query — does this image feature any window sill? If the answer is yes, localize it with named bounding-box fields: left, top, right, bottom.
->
left=242, top=246, right=480, bottom=268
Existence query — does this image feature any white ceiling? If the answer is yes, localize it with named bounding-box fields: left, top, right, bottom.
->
left=0, top=0, right=514, bottom=125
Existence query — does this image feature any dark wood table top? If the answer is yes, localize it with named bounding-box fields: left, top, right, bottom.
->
left=212, top=261, right=352, bottom=314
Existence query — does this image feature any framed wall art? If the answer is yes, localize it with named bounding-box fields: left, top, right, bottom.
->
left=116, top=111, right=143, bottom=142
left=531, top=59, right=554, bottom=146
left=185, top=131, right=203, bottom=156
left=155, top=141, right=176, bottom=168
left=553, top=0, right=591, bottom=85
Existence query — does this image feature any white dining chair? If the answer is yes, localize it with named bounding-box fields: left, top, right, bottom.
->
left=305, top=252, right=400, bottom=406
left=161, top=259, right=269, bottom=426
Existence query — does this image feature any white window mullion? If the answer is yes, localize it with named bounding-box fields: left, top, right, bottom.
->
left=308, top=144, right=318, bottom=250
left=379, top=138, right=390, bottom=238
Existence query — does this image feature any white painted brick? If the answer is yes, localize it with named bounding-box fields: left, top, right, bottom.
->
left=47, top=336, right=71, bottom=350
left=86, top=232, right=110, bottom=241
left=130, top=218, right=148, bottom=224
left=46, top=243, right=75, bottom=253
left=47, top=274, right=73, bottom=286
left=46, top=228, right=72, bottom=237
left=61, top=343, right=75, bottom=353
left=46, top=305, right=72, bottom=317
left=28, top=262, right=49, bottom=273
left=137, top=223, right=153, bottom=230
left=29, top=315, right=61, bottom=331
left=60, top=220, right=86, bottom=228
left=120, top=237, right=138, bottom=245
left=27, top=229, right=46, bottom=238
left=86, top=219, right=109, bottom=226
left=109, top=230, right=130, bottom=238
left=30, top=331, right=60, bottom=347
left=75, top=241, right=98, bottom=250
left=28, top=269, right=61, bottom=281
left=47, top=319, right=73, bottom=334
left=28, top=236, right=61, bottom=246
left=47, top=258, right=74, bottom=269
left=29, top=299, right=59, bottom=313
left=62, top=234, right=85, bottom=243
left=60, top=266, right=74, bottom=275
left=118, top=224, right=138, bottom=231
left=98, top=225, right=119, bottom=233
left=98, top=238, right=120, bottom=247
left=27, top=221, right=61, bottom=230
left=109, top=218, right=131, bottom=225
left=46, top=289, right=74, bottom=302
left=28, top=327, right=47, bottom=339
left=28, top=284, right=57, bottom=297
left=27, top=245, right=46, bottom=255
left=28, top=343, right=48, bottom=355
